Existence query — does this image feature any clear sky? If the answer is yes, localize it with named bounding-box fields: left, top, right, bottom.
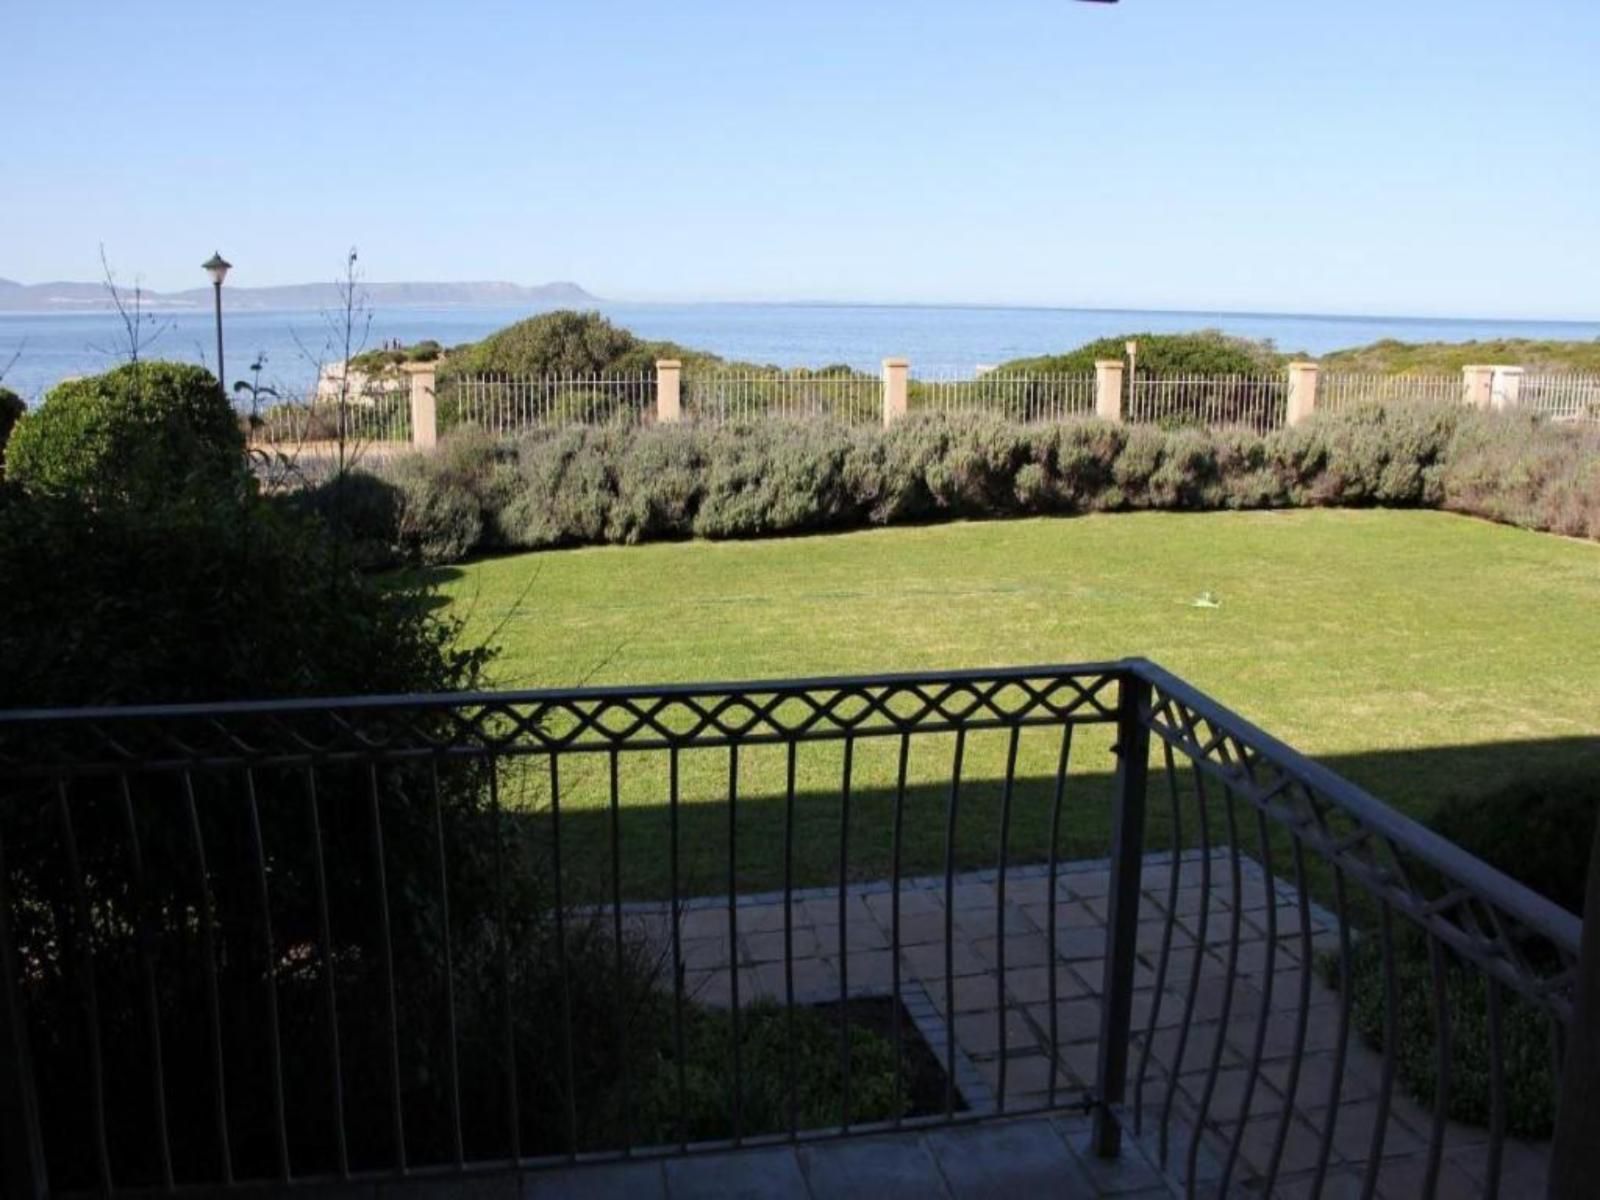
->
left=4, top=0, right=1597, bottom=317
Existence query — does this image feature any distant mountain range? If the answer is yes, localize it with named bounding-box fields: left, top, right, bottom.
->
left=0, top=277, right=597, bottom=313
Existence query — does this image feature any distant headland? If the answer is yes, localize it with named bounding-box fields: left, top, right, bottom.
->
left=0, top=276, right=598, bottom=313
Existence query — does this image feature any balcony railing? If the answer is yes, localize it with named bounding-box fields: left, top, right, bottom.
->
left=0, top=661, right=1582, bottom=1198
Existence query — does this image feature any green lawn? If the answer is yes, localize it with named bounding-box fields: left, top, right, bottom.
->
left=426, top=510, right=1600, bottom=900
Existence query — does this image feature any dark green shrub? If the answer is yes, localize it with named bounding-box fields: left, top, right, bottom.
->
left=5, top=361, right=243, bottom=503
left=995, top=329, right=1282, bottom=378
left=607, top=424, right=705, bottom=543
left=499, top=426, right=618, bottom=547
left=291, top=469, right=403, bottom=569
left=389, top=455, right=484, bottom=565
left=693, top=421, right=861, bottom=538
left=1441, top=413, right=1600, bottom=540
left=0, top=385, right=23, bottom=472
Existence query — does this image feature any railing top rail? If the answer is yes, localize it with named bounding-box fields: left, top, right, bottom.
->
left=0, top=660, right=1132, bottom=726
left=1124, top=656, right=1583, bottom=956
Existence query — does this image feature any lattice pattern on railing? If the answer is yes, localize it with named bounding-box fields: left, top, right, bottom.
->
left=0, top=668, right=1122, bottom=774
left=0, top=661, right=1581, bottom=1197
left=1114, top=660, right=1580, bottom=1198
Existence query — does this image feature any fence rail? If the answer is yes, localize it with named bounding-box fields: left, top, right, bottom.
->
left=440, top=372, right=657, bottom=436
left=1128, top=374, right=1289, bottom=435
left=682, top=372, right=880, bottom=426
left=909, top=373, right=1096, bottom=424
left=1521, top=373, right=1600, bottom=423
left=0, top=660, right=1580, bottom=1197
left=249, top=391, right=413, bottom=448
left=1319, top=372, right=1465, bottom=411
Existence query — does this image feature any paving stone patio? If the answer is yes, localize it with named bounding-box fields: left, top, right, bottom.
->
left=393, top=851, right=1552, bottom=1198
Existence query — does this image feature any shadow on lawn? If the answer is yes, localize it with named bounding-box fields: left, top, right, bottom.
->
left=530, top=734, right=1600, bottom=910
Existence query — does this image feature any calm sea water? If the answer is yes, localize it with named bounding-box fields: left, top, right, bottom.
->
left=3, top=301, right=1597, bottom=401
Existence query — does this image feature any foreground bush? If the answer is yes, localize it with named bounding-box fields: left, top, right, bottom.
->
left=0, top=385, right=23, bottom=471
left=5, top=361, right=243, bottom=503
left=359, top=404, right=1600, bottom=566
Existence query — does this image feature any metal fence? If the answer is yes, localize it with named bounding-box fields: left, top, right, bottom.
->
left=1128, top=375, right=1289, bottom=435
left=0, top=661, right=1580, bottom=1197
left=1520, top=374, right=1600, bottom=424
left=1319, top=372, right=1465, bottom=412
left=440, top=373, right=657, bottom=436
left=908, top=372, right=1097, bottom=424
left=249, top=391, right=413, bottom=449
left=682, top=372, right=880, bottom=426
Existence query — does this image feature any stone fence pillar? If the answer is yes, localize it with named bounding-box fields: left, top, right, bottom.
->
left=882, top=358, right=908, bottom=428
left=656, top=359, right=682, bottom=423
left=1462, top=365, right=1495, bottom=409
left=402, top=362, right=437, bottom=450
left=1490, top=366, right=1524, bottom=412
left=1286, top=361, right=1320, bottom=426
left=1094, top=359, right=1125, bottom=423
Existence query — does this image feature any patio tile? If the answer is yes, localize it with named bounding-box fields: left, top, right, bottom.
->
left=925, top=1116, right=1093, bottom=1197
left=662, top=1146, right=811, bottom=1199
left=522, top=1161, right=667, bottom=1200
left=797, top=1136, right=950, bottom=1199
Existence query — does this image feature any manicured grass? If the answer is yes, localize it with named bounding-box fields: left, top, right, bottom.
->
left=427, top=510, right=1600, bottom=900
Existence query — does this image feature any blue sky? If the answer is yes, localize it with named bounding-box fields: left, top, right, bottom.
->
left=4, top=0, right=1597, bottom=317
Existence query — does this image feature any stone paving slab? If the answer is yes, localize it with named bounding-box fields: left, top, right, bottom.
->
left=538, top=850, right=1552, bottom=1198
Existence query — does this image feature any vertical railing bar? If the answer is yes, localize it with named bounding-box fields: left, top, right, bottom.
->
left=117, top=774, right=174, bottom=1191
left=488, top=759, right=520, bottom=1162
left=549, top=754, right=578, bottom=1161
left=727, top=743, right=743, bottom=1146
left=995, top=724, right=1020, bottom=1112
left=1217, top=803, right=1279, bottom=1194
left=1046, top=724, right=1075, bottom=1112
left=1261, top=821, right=1314, bottom=1192
left=243, top=768, right=291, bottom=1181
left=367, top=764, right=407, bottom=1173
left=1308, top=861, right=1354, bottom=1197
left=183, top=770, right=233, bottom=1185
left=1486, top=977, right=1505, bottom=1200
left=1359, top=900, right=1400, bottom=1198
left=304, top=768, right=347, bottom=1176
left=1133, top=742, right=1183, bottom=1135
left=607, top=749, right=632, bottom=1156
left=1185, top=781, right=1245, bottom=1190
left=427, top=760, right=464, bottom=1169
left=784, top=740, right=798, bottom=1140
left=0, top=816, right=49, bottom=1200
left=669, top=747, right=687, bottom=1152
left=1159, top=760, right=1211, bottom=1168
left=1093, top=672, right=1153, bottom=1159
left=943, top=728, right=967, bottom=1120
left=838, top=736, right=854, bottom=1131
left=1422, top=931, right=1452, bottom=1199
left=890, top=733, right=909, bottom=1129
left=55, top=781, right=113, bottom=1195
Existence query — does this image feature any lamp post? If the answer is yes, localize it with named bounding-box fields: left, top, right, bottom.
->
left=202, top=252, right=232, bottom=400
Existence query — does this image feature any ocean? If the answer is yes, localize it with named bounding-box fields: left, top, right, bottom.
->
left=2, top=301, right=1597, bottom=402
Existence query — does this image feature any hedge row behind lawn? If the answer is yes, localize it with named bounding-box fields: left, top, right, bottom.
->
left=301, top=403, right=1600, bottom=567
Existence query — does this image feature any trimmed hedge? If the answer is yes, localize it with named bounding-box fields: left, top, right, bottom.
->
left=6, top=361, right=243, bottom=503
left=331, top=403, right=1599, bottom=567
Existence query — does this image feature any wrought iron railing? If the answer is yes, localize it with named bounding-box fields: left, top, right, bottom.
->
left=0, top=662, right=1582, bottom=1198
